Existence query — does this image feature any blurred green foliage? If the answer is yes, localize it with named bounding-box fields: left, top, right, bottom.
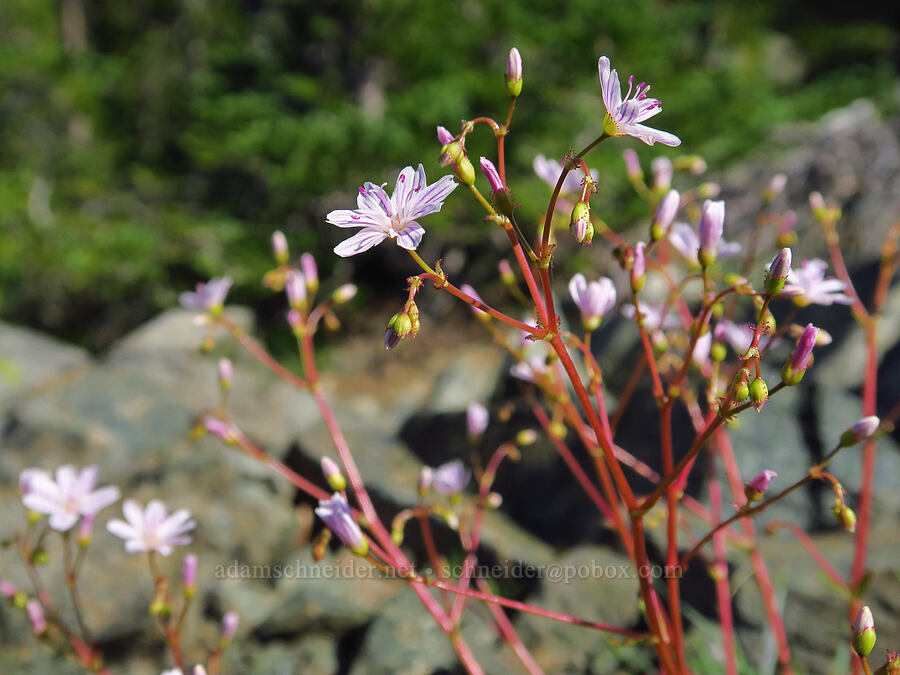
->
left=0, top=0, right=896, bottom=349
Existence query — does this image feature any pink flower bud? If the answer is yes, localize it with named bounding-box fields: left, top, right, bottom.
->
left=27, top=599, right=47, bottom=635
left=315, top=493, right=368, bottom=555
left=182, top=553, right=198, bottom=590
left=436, top=125, right=454, bottom=147
left=479, top=157, right=504, bottom=193
left=271, top=231, right=289, bottom=265
left=300, top=253, right=319, bottom=295
left=217, top=358, right=233, bottom=389
left=744, top=470, right=777, bottom=502
left=698, top=199, right=725, bottom=266
left=466, top=403, right=489, bottom=439
left=0, top=580, right=16, bottom=597
left=766, top=173, right=787, bottom=200
left=77, top=513, right=95, bottom=545
left=765, top=247, right=792, bottom=295
left=286, top=309, right=303, bottom=333
left=332, top=284, right=357, bottom=304
left=204, top=417, right=237, bottom=443
left=285, top=269, right=307, bottom=311
left=652, top=189, right=680, bottom=235
left=853, top=605, right=876, bottom=657
left=321, top=457, right=347, bottom=492
left=840, top=416, right=880, bottom=447
left=418, top=466, right=433, bottom=496
left=651, top=157, right=673, bottom=191
left=631, top=242, right=646, bottom=293
left=809, top=191, right=826, bottom=215
left=505, top=47, right=523, bottom=97
left=221, top=611, right=239, bottom=641
left=791, top=323, right=818, bottom=372
left=623, top=149, right=642, bottom=180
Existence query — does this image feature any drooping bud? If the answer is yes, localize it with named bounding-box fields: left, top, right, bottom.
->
left=749, top=377, right=768, bottom=411
left=271, top=231, right=289, bottom=265
left=852, top=606, right=876, bottom=658
left=321, top=457, right=347, bottom=492
left=440, top=136, right=475, bottom=186
left=744, top=470, right=777, bottom=502
left=839, top=416, right=880, bottom=448
left=332, top=284, right=358, bottom=304
left=505, top=47, right=523, bottom=98
left=698, top=199, right=725, bottom=267
left=218, top=358, right=233, bottom=390
left=651, top=189, right=680, bottom=241
left=631, top=242, right=646, bottom=293
left=765, top=248, right=792, bottom=295
left=834, top=498, right=857, bottom=533
left=730, top=368, right=751, bottom=403
left=27, top=599, right=47, bottom=635
left=285, top=269, right=307, bottom=311
left=466, top=402, right=489, bottom=441
left=570, top=201, right=593, bottom=245
left=385, top=311, right=413, bottom=350
left=623, top=149, right=643, bottom=182
left=183, top=554, right=198, bottom=598
left=300, top=253, right=319, bottom=296
left=782, top=323, right=818, bottom=385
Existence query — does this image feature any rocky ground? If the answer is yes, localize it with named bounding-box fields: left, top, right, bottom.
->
left=2, top=98, right=900, bottom=674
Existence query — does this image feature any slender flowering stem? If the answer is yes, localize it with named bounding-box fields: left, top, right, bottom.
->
left=219, top=318, right=308, bottom=390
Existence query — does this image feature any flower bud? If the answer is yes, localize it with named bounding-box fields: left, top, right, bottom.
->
left=498, top=259, right=515, bottom=285
left=285, top=269, right=307, bottom=311
left=698, top=182, right=721, bottom=199
left=204, top=416, right=239, bottom=444
left=271, top=230, right=289, bottom=265
left=711, top=342, right=727, bottom=362
left=300, top=253, right=319, bottom=296
left=418, top=466, right=433, bottom=497
left=674, top=154, right=707, bottom=174
left=480, top=156, right=503, bottom=193
left=570, top=201, right=592, bottom=244
left=466, top=402, right=489, bottom=441
left=731, top=369, right=751, bottom=402
left=764, top=173, right=787, bottom=202
left=0, top=580, right=16, bottom=598
left=183, top=554, right=198, bottom=597
left=27, top=599, right=47, bottom=635
left=218, top=357, right=233, bottom=390
left=749, top=377, right=768, bottom=411
left=631, top=242, right=646, bottom=293
left=782, top=323, right=818, bottom=385
left=651, top=189, right=680, bottom=240
left=765, top=248, right=792, bottom=295
left=287, top=309, right=304, bottom=337
left=698, top=199, right=725, bottom=267
left=332, top=283, right=358, bottom=304
left=839, top=416, right=880, bottom=448
left=385, top=312, right=413, bottom=350
left=744, top=470, right=777, bottom=502
left=623, top=149, right=643, bottom=181
left=77, top=514, right=94, bottom=548
left=834, top=498, right=857, bottom=533
left=221, top=611, right=239, bottom=643
left=321, top=457, right=347, bottom=492
left=651, top=157, right=673, bottom=192
left=852, top=606, right=876, bottom=658
left=809, top=191, right=827, bottom=219
left=436, top=125, right=454, bottom=147
left=505, top=47, right=523, bottom=98
left=516, top=429, right=538, bottom=446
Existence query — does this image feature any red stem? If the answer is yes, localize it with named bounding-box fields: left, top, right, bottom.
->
left=709, top=478, right=739, bottom=675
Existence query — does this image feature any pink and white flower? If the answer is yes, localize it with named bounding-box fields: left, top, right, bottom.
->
left=107, top=499, right=196, bottom=556
left=569, top=273, right=616, bottom=330
left=179, top=278, right=232, bottom=313
left=431, top=460, right=470, bottom=495
left=598, top=57, right=680, bottom=147
left=781, top=259, right=853, bottom=306
left=21, top=465, right=120, bottom=532
left=327, top=165, right=457, bottom=257
left=667, top=222, right=740, bottom=268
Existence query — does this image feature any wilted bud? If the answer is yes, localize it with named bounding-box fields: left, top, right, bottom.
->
left=698, top=200, right=725, bottom=267
left=623, top=149, right=643, bottom=181
left=321, top=457, right=347, bottom=492
left=852, top=606, right=876, bottom=658
left=651, top=189, right=680, bottom=240
left=218, top=357, right=233, bottom=390
left=271, top=230, right=289, bottom=265
left=300, top=253, right=319, bottom=296
left=332, top=283, right=357, bottom=304
left=570, top=201, right=592, bottom=244
left=765, top=248, right=792, bottom=295
left=744, top=470, right=777, bottom=502
left=839, top=416, right=880, bottom=448
left=749, top=377, right=768, bottom=411
left=467, top=402, right=489, bottom=440
left=631, top=242, right=646, bottom=293
left=505, top=47, right=523, bottom=98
